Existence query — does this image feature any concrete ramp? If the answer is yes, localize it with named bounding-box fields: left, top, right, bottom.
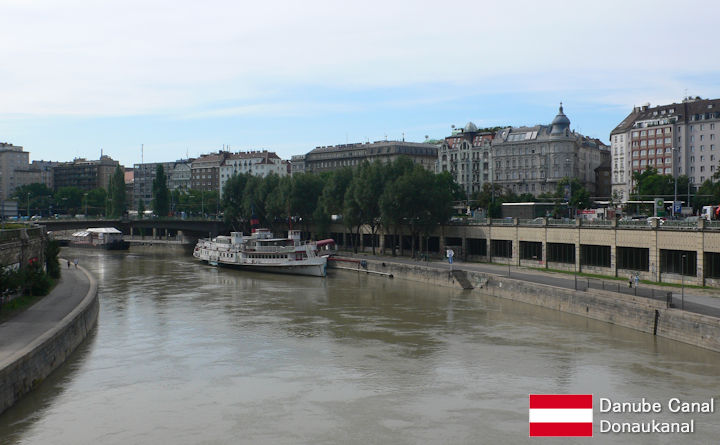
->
left=451, top=270, right=474, bottom=289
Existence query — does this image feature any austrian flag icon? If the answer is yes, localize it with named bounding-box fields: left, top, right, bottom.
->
left=529, top=394, right=593, bottom=437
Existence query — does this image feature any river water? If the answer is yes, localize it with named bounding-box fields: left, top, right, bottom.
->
left=1, top=247, right=719, bottom=444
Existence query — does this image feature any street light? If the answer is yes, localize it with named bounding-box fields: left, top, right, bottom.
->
left=26, top=192, right=30, bottom=218
left=84, top=193, right=88, bottom=217
left=671, top=147, right=678, bottom=218
left=681, top=254, right=686, bottom=310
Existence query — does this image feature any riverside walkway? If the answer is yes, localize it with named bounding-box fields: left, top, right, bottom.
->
left=0, top=262, right=90, bottom=364
left=334, top=252, right=720, bottom=318
left=0, top=260, right=96, bottom=415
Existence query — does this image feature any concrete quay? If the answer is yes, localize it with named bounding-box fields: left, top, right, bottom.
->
left=330, top=254, right=720, bottom=353
left=0, top=260, right=98, bottom=415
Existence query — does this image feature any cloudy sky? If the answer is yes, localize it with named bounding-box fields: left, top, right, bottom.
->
left=1, top=0, right=719, bottom=167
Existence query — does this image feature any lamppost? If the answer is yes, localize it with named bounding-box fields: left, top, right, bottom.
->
left=84, top=193, right=88, bottom=217
left=681, top=254, right=686, bottom=310
left=26, top=193, right=30, bottom=218
left=671, top=147, right=679, bottom=218
left=565, top=158, right=573, bottom=219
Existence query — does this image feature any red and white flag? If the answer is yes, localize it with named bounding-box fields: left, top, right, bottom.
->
left=529, top=394, right=593, bottom=437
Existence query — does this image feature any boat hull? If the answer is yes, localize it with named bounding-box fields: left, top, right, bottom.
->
left=208, top=260, right=327, bottom=277
left=69, top=240, right=130, bottom=250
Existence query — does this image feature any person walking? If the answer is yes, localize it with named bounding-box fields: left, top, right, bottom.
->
left=634, top=273, right=640, bottom=288
left=73, top=258, right=78, bottom=268
left=67, top=260, right=71, bottom=269
left=628, top=275, right=633, bottom=288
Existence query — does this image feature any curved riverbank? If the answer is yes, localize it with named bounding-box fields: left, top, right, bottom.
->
left=330, top=257, right=720, bottom=353
left=0, top=260, right=98, bottom=415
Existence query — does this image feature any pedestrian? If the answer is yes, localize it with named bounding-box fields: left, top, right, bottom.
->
left=67, top=260, right=71, bottom=269
left=73, top=258, right=78, bottom=268
left=628, top=275, right=633, bottom=288
left=634, top=273, right=640, bottom=288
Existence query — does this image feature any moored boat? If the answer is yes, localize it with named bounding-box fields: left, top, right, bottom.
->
left=70, top=227, right=129, bottom=250
left=193, top=229, right=335, bottom=277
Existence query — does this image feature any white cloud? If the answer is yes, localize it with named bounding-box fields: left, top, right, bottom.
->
left=1, top=0, right=720, bottom=117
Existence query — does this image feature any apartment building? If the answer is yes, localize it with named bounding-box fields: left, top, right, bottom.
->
left=436, top=122, right=494, bottom=196
left=492, top=105, right=610, bottom=197
left=53, top=155, right=121, bottom=192
left=219, top=150, right=287, bottom=197
left=611, top=96, right=720, bottom=202
left=302, top=140, right=438, bottom=174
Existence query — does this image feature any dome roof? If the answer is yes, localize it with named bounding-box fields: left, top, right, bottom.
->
left=551, top=104, right=570, bottom=126
left=464, top=122, right=478, bottom=133
left=550, top=103, right=571, bottom=135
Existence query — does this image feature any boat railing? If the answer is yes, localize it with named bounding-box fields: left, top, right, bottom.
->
left=252, top=245, right=296, bottom=253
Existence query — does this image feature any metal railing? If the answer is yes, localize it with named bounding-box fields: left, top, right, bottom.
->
left=580, top=277, right=673, bottom=307
left=617, top=220, right=650, bottom=228
left=660, top=220, right=698, bottom=230
left=491, top=218, right=515, bottom=226
left=580, top=219, right=613, bottom=227
left=518, top=218, right=545, bottom=226
left=547, top=218, right=575, bottom=226
left=705, top=221, right=720, bottom=230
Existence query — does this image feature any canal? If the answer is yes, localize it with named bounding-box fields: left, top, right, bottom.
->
left=1, top=247, right=719, bottom=444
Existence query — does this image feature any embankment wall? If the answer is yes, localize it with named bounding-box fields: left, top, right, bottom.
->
left=0, top=266, right=98, bottom=415
left=330, top=259, right=720, bottom=353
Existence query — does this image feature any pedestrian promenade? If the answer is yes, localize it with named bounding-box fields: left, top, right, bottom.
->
left=0, top=261, right=91, bottom=365
left=334, top=251, right=720, bottom=318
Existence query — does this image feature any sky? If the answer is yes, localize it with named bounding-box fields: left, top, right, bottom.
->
left=1, top=0, right=720, bottom=167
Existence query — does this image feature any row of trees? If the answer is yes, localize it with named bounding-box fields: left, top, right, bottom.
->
left=469, top=177, right=590, bottom=218
left=11, top=165, right=221, bottom=219
left=631, top=167, right=720, bottom=210
left=220, top=157, right=462, bottom=256
left=12, top=166, right=128, bottom=218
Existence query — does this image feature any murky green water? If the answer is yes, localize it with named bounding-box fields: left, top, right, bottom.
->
left=1, top=247, right=719, bottom=444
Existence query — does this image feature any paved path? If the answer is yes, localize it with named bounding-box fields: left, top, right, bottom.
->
left=334, top=252, right=720, bottom=318
left=0, top=261, right=90, bottom=360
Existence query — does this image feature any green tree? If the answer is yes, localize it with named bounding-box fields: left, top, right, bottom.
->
left=152, top=164, right=170, bottom=217
left=107, top=166, right=126, bottom=218
left=12, top=183, right=53, bottom=216
left=556, top=177, right=590, bottom=213
left=45, top=239, right=61, bottom=279
left=343, top=181, right=363, bottom=253
left=222, top=174, right=250, bottom=230
left=86, top=187, right=107, bottom=216
left=351, top=161, right=385, bottom=254
left=137, top=199, right=145, bottom=218
left=54, top=186, right=83, bottom=215
left=288, top=173, right=324, bottom=233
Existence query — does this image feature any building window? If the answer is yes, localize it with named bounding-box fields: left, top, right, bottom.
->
left=581, top=245, right=611, bottom=268
left=617, top=247, right=649, bottom=271
left=547, top=243, right=575, bottom=264
left=660, top=250, right=696, bottom=276
left=519, top=241, right=542, bottom=261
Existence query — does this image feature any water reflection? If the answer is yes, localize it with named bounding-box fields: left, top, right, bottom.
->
left=0, top=247, right=719, bottom=444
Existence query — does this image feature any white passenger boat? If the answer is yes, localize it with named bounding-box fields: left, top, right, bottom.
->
left=193, top=229, right=335, bottom=277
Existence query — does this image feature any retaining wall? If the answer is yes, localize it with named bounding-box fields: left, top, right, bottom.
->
left=330, top=258, right=720, bottom=353
left=0, top=265, right=99, bottom=415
